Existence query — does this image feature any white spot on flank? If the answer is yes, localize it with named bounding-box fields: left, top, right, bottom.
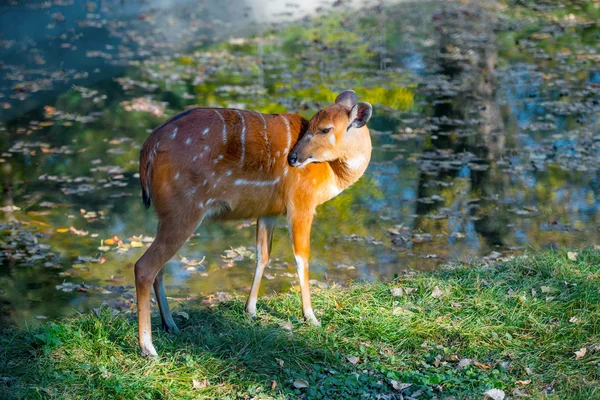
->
left=189, top=187, right=196, bottom=196
left=206, top=198, right=215, bottom=206
left=226, top=170, right=232, bottom=176
left=170, top=127, right=178, bottom=139
left=185, top=137, right=192, bottom=145
left=198, top=201, right=204, bottom=209
left=192, top=155, right=198, bottom=161
left=203, top=179, right=208, bottom=186
left=312, top=179, right=317, bottom=185
left=214, top=109, right=227, bottom=144
left=346, top=155, right=367, bottom=170
left=329, top=133, right=336, bottom=145
left=211, top=172, right=215, bottom=177
left=156, top=141, right=160, bottom=148
left=275, top=151, right=280, bottom=158
left=235, top=110, right=246, bottom=166
left=280, top=115, right=291, bottom=154
left=202, top=127, right=209, bottom=135
left=234, top=177, right=280, bottom=186
left=174, top=172, right=180, bottom=180
left=204, top=145, right=210, bottom=152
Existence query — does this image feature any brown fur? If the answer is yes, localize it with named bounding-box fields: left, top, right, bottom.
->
left=135, top=93, right=372, bottom=356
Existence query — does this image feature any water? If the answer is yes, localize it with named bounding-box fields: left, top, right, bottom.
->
left=1, top=0, right=599, bottom=328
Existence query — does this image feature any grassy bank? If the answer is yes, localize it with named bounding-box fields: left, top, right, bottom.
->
left=1, top=250, right=599, bottom=399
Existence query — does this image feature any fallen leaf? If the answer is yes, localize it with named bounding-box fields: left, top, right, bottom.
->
left=431, top=286, right=443, bottom=298
left=575, top=347, right=587, bottom=360
left=484, top=388, right=505, bottom=400
left=390, top=287, right=404, bottom=297
left=192, top=378, right=208, bottom=389
left=457, top=358, right=473, bottom=369
left=276, top=358, right=284, bottom=368
left=346, top=356, right=360, bottom=365
left=569, top=316, right=580, bottom=324
left=270, top=380, right=277, bottom=390
left=515, top=379, right=531, bottom=385
left=567, top=251, right=578, bottom=261
left=293, top=379, right=309, bottom=389
left=390, top=380, right=412, bottom=391
left=130, top=241, right=143, bottom=248
left=56, top=228, right=69, bottom=233
left=540, top=286, right=559, bottom=294
left=176, top=311, right=189, bottom=320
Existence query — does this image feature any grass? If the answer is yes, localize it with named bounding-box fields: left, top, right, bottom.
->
left=1, top=250, right=599, bottom=399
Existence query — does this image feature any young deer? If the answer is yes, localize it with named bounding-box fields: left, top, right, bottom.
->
left=135, top=90, right=372, bottom=356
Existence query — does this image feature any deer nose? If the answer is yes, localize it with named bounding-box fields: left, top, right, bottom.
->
left=288, top=152, right=298, bottom=166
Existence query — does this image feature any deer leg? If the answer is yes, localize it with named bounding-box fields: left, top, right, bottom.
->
left=135, top=211, right=203, bottom=357
left=153, top=266, right=179, bottom=333
left=245, top=216, right=277, bottom=317
left=288, top=209, right=320, bottom=326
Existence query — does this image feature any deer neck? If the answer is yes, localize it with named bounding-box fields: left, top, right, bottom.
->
left=329, top=128, right=372, bottom=191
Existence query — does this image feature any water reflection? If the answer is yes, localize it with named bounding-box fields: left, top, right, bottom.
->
left=0, top=0, right=599, bottom=328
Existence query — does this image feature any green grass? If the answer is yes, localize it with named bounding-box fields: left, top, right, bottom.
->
left=1, top=250, right=599, bottom=399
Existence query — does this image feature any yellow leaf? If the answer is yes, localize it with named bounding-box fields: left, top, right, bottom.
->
left=130, top=241, right=143, bottom=248
left=56, top=228, right=69, bottom=233
left=515, top=379, right=531, bottom=385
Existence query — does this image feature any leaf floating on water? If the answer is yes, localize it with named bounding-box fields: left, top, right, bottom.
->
left=293, top=379, right=309, bottom=389
left=130, top=241, right=143, bottom=248
left=56, top=228, right=69, bottom=233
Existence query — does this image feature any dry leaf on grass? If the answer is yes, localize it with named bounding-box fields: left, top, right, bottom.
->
left=192, top=379, right=208, bottom=389
left=575, top=347, right=587, bottom=360
left=431, top=286, right=443, bottom=298
left=293, top=379, right=309, bottom=389
left=484, top=388, right=505, bottom=400
left=346, top=356, right=360, bottom=365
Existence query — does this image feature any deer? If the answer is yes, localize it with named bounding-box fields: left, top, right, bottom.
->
left=135, top=90, right=373, bottom=356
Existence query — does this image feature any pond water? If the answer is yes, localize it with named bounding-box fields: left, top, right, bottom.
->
left=0, top=0, right=599, bottom=328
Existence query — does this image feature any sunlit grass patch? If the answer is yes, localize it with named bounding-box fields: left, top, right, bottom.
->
left=1, top=249, right=599, bottom=399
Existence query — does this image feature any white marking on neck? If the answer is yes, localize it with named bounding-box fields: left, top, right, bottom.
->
left=257, top=112, right=271, bottom=164
left=170, top=127, right=178, bottom=139
left=214, top=109, right=227, bottom=144
left=280, top=115, right=291, bottom=154
left=234, top=177, right=280, bottom=186
left=202, top=127, right=209, bottom=135
left=235, top=110, right=246, bottom=166
left=345, top=155, right=367, bottom=170
left=329, top=133, right=335, bottom=145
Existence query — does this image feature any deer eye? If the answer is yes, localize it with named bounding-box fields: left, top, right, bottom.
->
left=320, top=127, right=332, bottom=134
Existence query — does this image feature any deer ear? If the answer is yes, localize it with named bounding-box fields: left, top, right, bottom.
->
left=348, top=102, right=372, bottom=129
left=335, top=90, right=357, bottom=109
